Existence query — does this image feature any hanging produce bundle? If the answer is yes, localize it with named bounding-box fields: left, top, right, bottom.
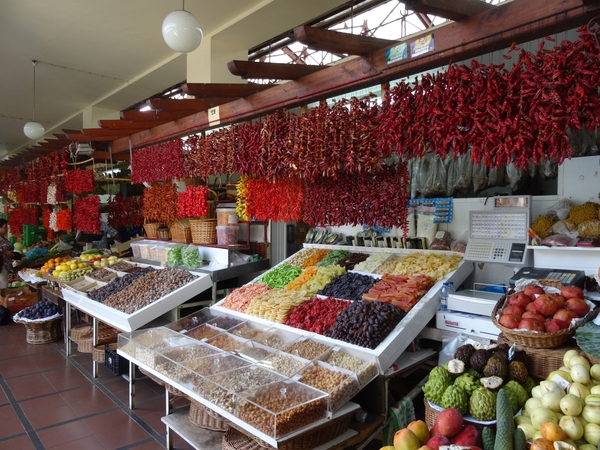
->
left=55, top=208, right=73, bottom=231
left=246, top=177, right=304, bottom=222
left=107, top=193, right=143, bottom=229
left=15, top=182, right=39, bottom=204
left=177, top=185, right=209, bottom=218
left=141, top=183, right=178, bottom=225
left=131, top=139, right=186, bottom=184
left=42, top=207, right=51, bottom=229
left=184, top=127, right=238, bottom=179
left=65, top=168, right=94, bottom=194
left=235, top=175, right=249, bottom=221
left=74, top=196, right=100, bottom=234
left=0, top=168, right=22, bottom=193
left=8, top=207, right=38, bottom=235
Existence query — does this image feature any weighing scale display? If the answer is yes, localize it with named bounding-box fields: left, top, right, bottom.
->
left=470, top=211, right=529, bottom=240
left=466, top=241, right=526, bottom=263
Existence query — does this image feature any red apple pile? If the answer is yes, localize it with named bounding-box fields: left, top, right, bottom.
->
left=498, top=285, right=588, bottom=333
left=387, top=410, right=482, bottom=450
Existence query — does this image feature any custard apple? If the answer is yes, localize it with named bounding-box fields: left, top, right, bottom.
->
left=522, top=376, right=536, bottom=395
left=509, top=361, right=529, bottom=384
left=504, top=380, right=528, bottom=411
left=423, top=374, right=452, bottom=405
left=441, top=385, right=469, bottom=415
left=429, top=365, right=452, bottom=384
left=469, top=387, right=497, bottom=421
left=454, top=373, right=479, bottom=397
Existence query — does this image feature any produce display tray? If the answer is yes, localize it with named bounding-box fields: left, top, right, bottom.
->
left=212, top=249, right=473, bottom=371
left=61, top=272, right=212, bottom=332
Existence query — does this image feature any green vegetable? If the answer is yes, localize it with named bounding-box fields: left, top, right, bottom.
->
left=494, top=389, right=514, bottom=450
left=513, top=427, right=526, bottom=450
left=259, top=264, right=302, bottom=289
left=482, top=427, right=495, bottom=450
left=167, top=245, right=184, bottom=267
left=81, top=249, right=101, bottom=255
left=182, top=245, right=202, bottom=269
left=576, top=321, right=600, bottom=359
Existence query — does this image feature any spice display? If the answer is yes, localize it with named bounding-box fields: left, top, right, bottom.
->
left=167, top=245, right=183, bottom=267
left=363, top=274, right=436, bottom=313
left=284, top=297, right=349, bottom=335
left=325, top=300, right=406, bottom=349
left=300, top=265, right=346, bottom=296
left=317, top=272, right=378, bottom=301
left=177, top=185, right=209, bottom=219
left=131, top=140, right=187, bottom=184
left=220, top=283, right=271, bottom=313
left=285, top=267, right=319, bottom=291
left=88, top=267, right=155, bottom=302
left=102, top=268, right=197, bottom=314
left=107, top=194, right=143, bottom=230
left=245, top=289, right=311, bottom=323
left=65, top=169, right=94, bottom=194
left=142, top=183, right=178, bottom=226
left=181, top=244, right=202, bottom=269
left=353, top=253, right=391, bottom=273
left=392, top=252, right=462, bottom=281
left=237, top=381, right=327, bottom=438
left=298, top=363, right=359, bottom=412
left=74, top=196, right=101, bottom=234
left=259, top=264, right=303, bottom=289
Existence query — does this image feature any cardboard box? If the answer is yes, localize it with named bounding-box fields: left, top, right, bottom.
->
left=436, top=311, right=500, bottom=340
left=1, top=286, right=39, bottom=312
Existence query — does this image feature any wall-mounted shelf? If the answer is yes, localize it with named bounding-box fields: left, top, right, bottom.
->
left=527, top=245, right=599, bottom=276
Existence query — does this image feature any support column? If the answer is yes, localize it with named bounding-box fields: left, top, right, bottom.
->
left=186, top=36, right=248, bottom=84
left=82, top=106, right=120, bottom=128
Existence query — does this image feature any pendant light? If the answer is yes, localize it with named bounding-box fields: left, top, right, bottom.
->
left=162, top=0, right=203, bottom=53
left=23, top=60, right=45, bottom=140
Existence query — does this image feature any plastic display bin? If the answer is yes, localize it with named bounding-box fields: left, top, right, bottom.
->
left=105, top=343, right=128, bottom=375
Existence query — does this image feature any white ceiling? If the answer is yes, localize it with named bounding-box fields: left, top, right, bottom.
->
left=0, top=0, right=349, bottom=161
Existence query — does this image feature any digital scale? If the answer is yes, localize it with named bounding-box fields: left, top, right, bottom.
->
left=464, top=195, right=531, bottom=265
left=509, top=267, right=586, bottom=289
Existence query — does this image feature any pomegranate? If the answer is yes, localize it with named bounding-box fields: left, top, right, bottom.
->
left=533, top=294, right=558, bottom=316
left=499, top=314, right=519, bottom=329
left=524, top=285, right=545, bottom=300
left=518, top=318, right=545, bottom=332
left=561, top=285, right=584, bottom=300
left=502, top=305, right=524, bottom=319
left=565, top=297, right=589, bottom=318
left=507, top=292, right=531, bottom=309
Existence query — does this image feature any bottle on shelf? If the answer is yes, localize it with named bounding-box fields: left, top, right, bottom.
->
left=439, top=281, right=455, bottom=311
left=354, top=410, right=374, bottom=423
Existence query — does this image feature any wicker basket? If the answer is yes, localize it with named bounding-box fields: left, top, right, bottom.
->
left=425, top=399, right=494, bottom=431
left=139, top=367, right=165, bottom=387
left=170, top=219, right=192, bottom=244
left=13, top=316, right=63, bottom=345
left=223, top=427, right=270, bottom=450
left=197, top=189, right=218, bottom=220
left=70, top=323, right=92, bottom=342
left=156, top=227, right=171, bottom=240
left=189, top=400, right=230, bottom=431
left=75, top=322, right=120, bottom=353
left=491, top=293, right=600, bottom=349
left=144, top=221, right=160, bottom=238
left=92, top=344, right=105, bottom=363
left=190, top=219, right=217, bottom=244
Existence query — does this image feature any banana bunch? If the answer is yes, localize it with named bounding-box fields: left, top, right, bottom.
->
left=236, top=175, right=250, bottom=221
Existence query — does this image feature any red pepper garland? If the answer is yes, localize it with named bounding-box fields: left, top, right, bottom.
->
left=15, top=182, right=39, bottom=204
left=142, top=183, right=178, bottom=225
left=65, top=169, right=95, bottom=194
left=74, top=196, right=101, bottom=234
left=177, top=186, right=209, bottom=218
left=131, top=140, right=187, bottom=184
left=107, top=194, right=143, bottom=230
left=8, top=207, right=38, bottom=235
left=56, top=209, right=73, bottom=232
left=246, top=177, right=304, bottom=222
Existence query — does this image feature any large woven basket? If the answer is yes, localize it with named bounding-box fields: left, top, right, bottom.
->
left=170, top=219, right=192, bottom=244
left=189, top=400, right=230, bottom=431
left=425, top=399, right=494, bottom=431
left=76, top=322, right=120, bottom=353
left=139, top=367, right=165, bottom=387
left=190, top=219, right=217, bottom=244
left=491, top=292, right=600, bottom=349
left=144, top=221, right=160, bottom=238
left=13, top=316, right=63, bottom=345
left=197, top=189, right=218, bottom=220
left=70, top=323, right=92, bottom=342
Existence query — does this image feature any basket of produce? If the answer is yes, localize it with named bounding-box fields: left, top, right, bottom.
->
left=169, top=219, right=192, bottom=244
left=190, top=219, right=217, bottom=244
left=491, top=282, right=598, bottom=348
left=156, top=226, right=171, bottom=240
left=143, top=221, right=161, bottom=238
left=13, top=300, right=63, bottom=345
left=189, top=400, right=230, bottom=431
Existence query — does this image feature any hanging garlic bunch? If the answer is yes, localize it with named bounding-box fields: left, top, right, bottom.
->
left=49, top=210, right=58, bottom=232
left=47, top=183, right=57, bottom=204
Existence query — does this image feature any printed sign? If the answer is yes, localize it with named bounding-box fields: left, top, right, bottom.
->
left=208, top=106, right=220, bottom=126
left=385, top=42, right=408, bottom=64
left=410, top=34, right=434, bottom=57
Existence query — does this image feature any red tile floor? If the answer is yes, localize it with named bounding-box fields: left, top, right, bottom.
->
left=0, top=321, right=196, bottom=450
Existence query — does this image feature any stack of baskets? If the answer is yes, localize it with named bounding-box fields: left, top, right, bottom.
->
left=143, top=221, right=161, bottom=238
left=190, top=219, right=217, bottom=244
left=71, top=322, right=120, bottom=357
left=189, top=400, right=230, bottom=432
left=170, top=219, right=192, bottom=244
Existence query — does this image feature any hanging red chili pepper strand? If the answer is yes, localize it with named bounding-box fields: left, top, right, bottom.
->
left=65, top=168, right=94, bottom=194
left=56, top=209, right=73, bottom=231
left=74, top=196, right=101, bottom=234
left=177, top=185, right=209, bottom=218
left=142, top=183, right=178, bottom=225
left=246, top=177, right=303, bottom=222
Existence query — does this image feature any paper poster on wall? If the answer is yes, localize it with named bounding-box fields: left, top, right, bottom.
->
left=410, top=34, right=434, bottom=57
left=385, top=42, right=408, bottom=64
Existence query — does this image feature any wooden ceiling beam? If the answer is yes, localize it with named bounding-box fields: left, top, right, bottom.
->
left=109, top=0, right=592, bottom=153
left=227, top=60, right=326, bottom=80
left=181, top=83, right=275, bottom=98
left=98, top=120, right=169, bottom=130
left=66, top=133, right=123, bottom=142
left=79, top=128, right=140, bottom=138
left=92, top=151, right=130, bottom=161
left=119, top=110, right=194, bottom=121
left=404, top=0, right=495, bottom=21
left=293, top=25, right=398, bottom=56
left=146, top=98, right=230, bottom=112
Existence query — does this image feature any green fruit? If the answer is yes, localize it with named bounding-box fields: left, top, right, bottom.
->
left=470, top=387, right=497, bottom=421
left=455, top=373, right=480, bottom=396
left=441, top=385, right=469, bottom=415
left=483, top=426, right=496, bottom=450
left=504, top=380, right=529, bottom=412
left=513, top=427, right=526, bottom=450
left=494, top=389, right=514, bottom=450
left=423, top=374, right=452, bottom=405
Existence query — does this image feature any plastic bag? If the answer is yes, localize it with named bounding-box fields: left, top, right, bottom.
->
left=472, top=157, right=488, bottom=193
left=541, top=234, right=577, bottom=247
left=551, top=219, right=578, bottom=238
left=578, top=220, right=600, bottom=238
left=420, top=154, right=447, bottom=197
left=540, top=158, right=558, bottom=179
left=567, top=127, right=599, bottom=157
left=488, top=164, right=506, bottom=187
left=381, top=397, right=416, bottom=447
left=439, top=334, right=469, bottom=366
left=428, top=231, right=452, bottom=251
left=527, top=158, right=538, bottom=179
left=411, top=157, right=421, bottom=199
left=181, top=244, right=202, bottom=269
left=451, top=231, right=468, bottom=253
left=506, top=162, right=527, bottom=192
left=544, top=199, right=574, bottom=222
left=416, top=206, right=437, bottom=246
left=453, top=151, right=472, bottom=194
left=167, top=244, right=184, bottom=267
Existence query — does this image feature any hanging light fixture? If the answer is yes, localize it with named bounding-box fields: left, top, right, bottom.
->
left=162, top=0, right=203, bottom=53
left=23, top=61, right=45, bottom=140
left=23, top=60, right=45, bottom=140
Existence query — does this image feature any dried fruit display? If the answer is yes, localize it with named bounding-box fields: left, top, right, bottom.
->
left=362, top=274, right=435, bottom=313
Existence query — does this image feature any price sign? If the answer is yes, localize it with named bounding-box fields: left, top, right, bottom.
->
left=208, top=106, right=220, bottom=126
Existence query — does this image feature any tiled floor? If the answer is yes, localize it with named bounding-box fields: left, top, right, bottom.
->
left=0, top=321, right=199, bottom=450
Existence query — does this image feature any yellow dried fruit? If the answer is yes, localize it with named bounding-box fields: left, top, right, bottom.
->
left=532, top=215, right=554, bottom=239
left=569, top=202, right=599, bottom=225
left=578, top=219, right=600, bottom=238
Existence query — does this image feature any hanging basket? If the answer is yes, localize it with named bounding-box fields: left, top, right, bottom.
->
left=190, top=219, right=217, bottom=244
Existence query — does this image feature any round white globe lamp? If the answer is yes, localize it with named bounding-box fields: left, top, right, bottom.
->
left=162, top=9, right=203, bottom=53
left=23, top=121, right=45, bottom=140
